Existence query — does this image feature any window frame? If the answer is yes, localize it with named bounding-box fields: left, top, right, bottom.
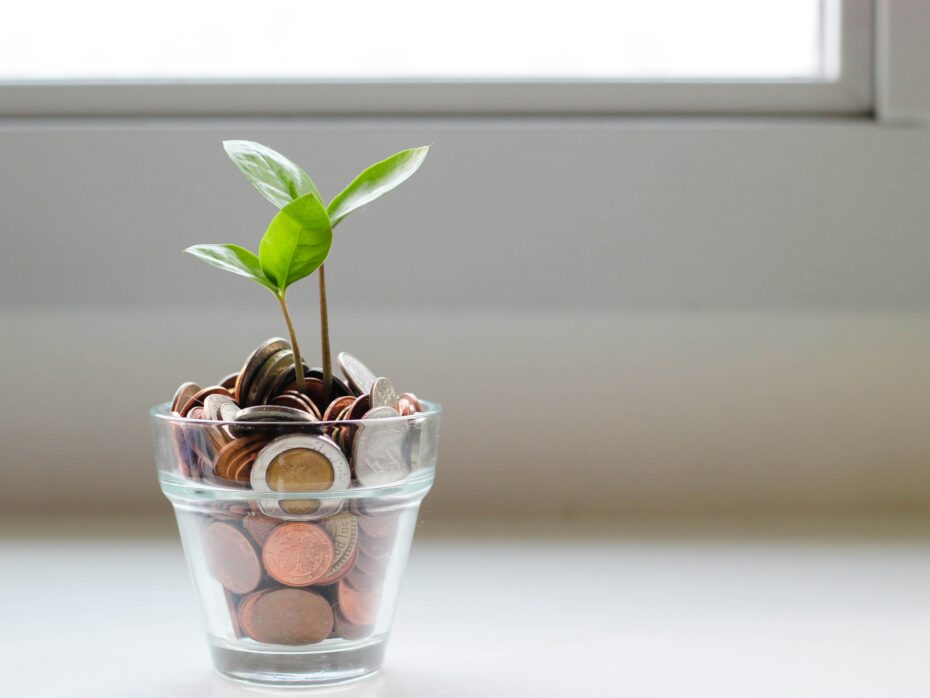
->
left=0, top=0, right=873, bottom=118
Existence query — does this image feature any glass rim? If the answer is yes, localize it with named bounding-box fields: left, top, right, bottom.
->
left=150, top=398, right=442, bottom=428
left=153, top=399, right=440, bottom=500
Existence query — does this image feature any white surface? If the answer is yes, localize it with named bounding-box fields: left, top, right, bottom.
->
left=4, top=519, right=930, bottom=697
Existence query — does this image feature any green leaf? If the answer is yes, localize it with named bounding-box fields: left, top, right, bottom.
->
left=184, top=243, right=277, bottom=291
left=328, top=146, right=430, bottom=226
left=223, top=140, right=321, bottom=209
left=259, top=193, right=333, bottom=290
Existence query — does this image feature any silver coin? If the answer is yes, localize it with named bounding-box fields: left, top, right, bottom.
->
left=251, top=434, right=350, bottom=520
left=203, top=393, right=238, bottom=421
left=229, top=404, right=317, bottom=437
left=337, top=352, right=377, bottom=396
left=246, top=348, right=294, bottom=406
left=236, top=337, right=290, bottom=406
left=234, top=405, right=318, bottom=423
left=353, top=406, right=410, bottom=487
left=369, top=377, right=399, bottom=409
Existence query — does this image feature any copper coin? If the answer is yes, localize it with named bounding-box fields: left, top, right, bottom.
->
left=316, top=512, right=359, bottom=585
left=347, top=394, right=371, bottom=421
left=202, top=523, right=262, bottom=594
left=237, top=589, right=270, bottom=639
left=275, top=390, right=322, bottom=419
left=332, top=608, right=373, bottom=641
left=244, top=588, right=334, bottom=646
left=357, top=510, right=400, bottom=538
left=270, top=393, right=315, bottom=413
left=262, top=523, right=335, bottom=587
left=225, top=589, right=243, bottom=638
left=230, top=446, right=262, bottom=482
left=322, top=395, right=355, bottom=422
left=213, top=435, right=267, bottom=480
left=171, top=382, right=200, bottom=413
left=344, top=565, right=382, bottom=591
left=180, top=386, right=232, bottom=417
left=337, top=579, right=380, bottom=626
left=354, top=550, right=388, bottom=576
left=242, top=513, right=279, bottom=547
left=398, top=392, right=422, bottom=412
left=234, top=337, right=290, bottom=406
left=397, top=398, right=416, bottom=417
left=358, top=531, right=393, bottom=559
left=218, top=372, right=239, bottom=391
left=305, top=368, right=354, bottom=399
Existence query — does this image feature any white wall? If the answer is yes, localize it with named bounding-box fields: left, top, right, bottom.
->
left=1, top=118, right=929, bottom=517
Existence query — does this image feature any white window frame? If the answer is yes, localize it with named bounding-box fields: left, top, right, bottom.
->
left=0, top=0, right=873, bottom=117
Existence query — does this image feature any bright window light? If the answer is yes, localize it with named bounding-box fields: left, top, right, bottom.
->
left=0, top=0, right=832, bottom=82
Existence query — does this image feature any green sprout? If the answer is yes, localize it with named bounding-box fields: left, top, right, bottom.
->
left=185, top=140, right=430, bottom=399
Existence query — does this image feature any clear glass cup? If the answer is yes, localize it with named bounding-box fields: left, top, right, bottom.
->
left=151, top=401, right=441, bottom=686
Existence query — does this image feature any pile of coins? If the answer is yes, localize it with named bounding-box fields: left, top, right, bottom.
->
left=167, top=338, right=432, bottom=646
left=203, top=503, right=399, bottom=644
left=168, top=338, right=426, bottom=492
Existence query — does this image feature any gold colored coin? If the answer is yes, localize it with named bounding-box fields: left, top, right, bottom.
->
left=266, top=449, right=335, bottom=491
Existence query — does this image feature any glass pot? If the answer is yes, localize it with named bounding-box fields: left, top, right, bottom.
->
left=151, top=401, right=440, bottom=686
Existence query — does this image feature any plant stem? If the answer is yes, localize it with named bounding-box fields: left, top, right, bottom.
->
left=318, top=263, right=333, bottom=403
left=277, top=291, right=306, bottom=392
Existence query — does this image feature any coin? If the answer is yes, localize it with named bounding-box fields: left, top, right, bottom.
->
left=346, top=394, right=371, bottom=421
left=202, top=523, right=262, bottom=594
left=218, top=372, right=239, bottom=391
left=234, top=337, right=290, bottom=406
left=337, top=352, right=377, bottom=396
left=276, top=390, right=322, bottom=418
left=225, top=589, right=243, bottom=638
left=370, top=377, right=399, bottom=409
left=262, top=522, right=335, bottom=586
left=266, top=361, right=313, bottom=400
left=317, top=512, right=359, bottom=585
left=397, top=398, right=416, bottom=416
left=246, top=349, right=295, bottom=407
left=398, top=392, right=422, bottom=413
left=271, top=392, right=315, bottom=414
left=358, top=510, right=400, bottom=538
left=171, top=382, right=200, bottom=413
left=353, top=407, right=409, bottom=486
left=212, top=435, right=267, bottom=481
left=354, top=550, right=388, bottom=576
left=333, top=609, right=373, bottom=640
left=358, top=530, right=393, bottom=560
left=180, top=386, right=231, bottom=417
left=229, top=404, right=317, bottom=438
left=322, top=395, right=355, bottom=422
left=237, top=589, right=270, bottom=639
left=245, top=589, right=334, bottom=645
left=203, top=393, right=239, bottom=422
left=305, top=368, right=354, bottom=399
left=242, top=512, right=279, bottom=547
left=250, top=434, right=351, bottom=517
left=337, top=579, right=380, bottom=626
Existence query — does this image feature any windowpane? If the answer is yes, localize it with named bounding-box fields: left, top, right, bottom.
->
left=1, top=0, right=831, bottom=82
